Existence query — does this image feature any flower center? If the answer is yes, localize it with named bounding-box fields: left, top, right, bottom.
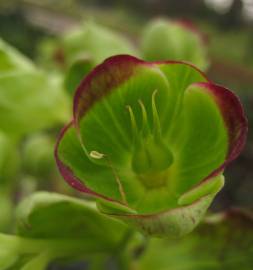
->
left=127, top=90, right=174, bottom=189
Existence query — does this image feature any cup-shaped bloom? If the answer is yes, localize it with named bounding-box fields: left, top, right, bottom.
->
left=141, top=19, right=209, bottom=70
left=55, top=55, right=247, bottom=237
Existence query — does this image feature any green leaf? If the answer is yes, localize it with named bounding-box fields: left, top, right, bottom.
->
left=0, top=38, right=34, bottom=72
left=0, top=234, right=21, bottom=270
left=0, top=71, right=70, bottom=140
left=16, top=191, right=126, bottom=243
left=56, top=55, right=247, bottom=237
left=0, top=39, right=70, bottom=140
left=137, top=209, right=253, bottom=269
left=0, top=250, right=19, bottom=270
left=0, top=192, right=128, bottom=270
left=141, top=19, right=209, bottom=70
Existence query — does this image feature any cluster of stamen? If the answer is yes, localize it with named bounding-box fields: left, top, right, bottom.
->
left=126, top=90, right=174, bottom=189
left=88, top=90, right=174, bottom=203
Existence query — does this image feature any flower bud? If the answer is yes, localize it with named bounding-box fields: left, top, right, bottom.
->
left=141, top=19, right=209, bottom=70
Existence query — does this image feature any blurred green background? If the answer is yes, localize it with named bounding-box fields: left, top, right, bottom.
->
left=0, top=0, right=252, bottom=269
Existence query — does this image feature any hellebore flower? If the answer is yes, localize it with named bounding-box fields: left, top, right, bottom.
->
left=55, top=55, right=247, bottom=237
left=141, top=19, right=209, bottom=70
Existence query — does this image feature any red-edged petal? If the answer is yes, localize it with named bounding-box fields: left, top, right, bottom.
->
left=54, top=121, right=117, bottom=202
left=73, top=55, right=148, bottom=125
left=194, top=82, right=247, bottom=180
left=73, top=54, right=209, bottom=125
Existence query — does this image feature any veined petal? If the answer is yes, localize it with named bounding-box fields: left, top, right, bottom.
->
left=73, top=55, right=171, bottom=165
left=55, top=121, right=121, bottom=202
left=195, top=82, right=247, bottom=174
left=162, top=82, right=247, bottom=197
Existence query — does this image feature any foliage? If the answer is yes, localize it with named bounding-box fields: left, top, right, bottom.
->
left=0, top=39, right=70, bottom=141
left=0, top=192, right=128, bottom=269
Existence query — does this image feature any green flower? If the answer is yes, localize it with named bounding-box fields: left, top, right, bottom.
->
left=55, top=55, right=247, bottom=237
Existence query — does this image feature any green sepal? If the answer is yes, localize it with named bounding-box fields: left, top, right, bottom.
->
left=97, top=199, right=137, bottom=215
left=100, top=195, right=214, bottom=238
left=178, top=174, right=224, bottom=206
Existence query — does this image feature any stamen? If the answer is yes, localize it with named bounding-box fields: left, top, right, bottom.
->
left=126, top=105, right=138, bottom=141
left=152, top=90, right=162, bottom=139
left=138, top=99, right=149, bottom=136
